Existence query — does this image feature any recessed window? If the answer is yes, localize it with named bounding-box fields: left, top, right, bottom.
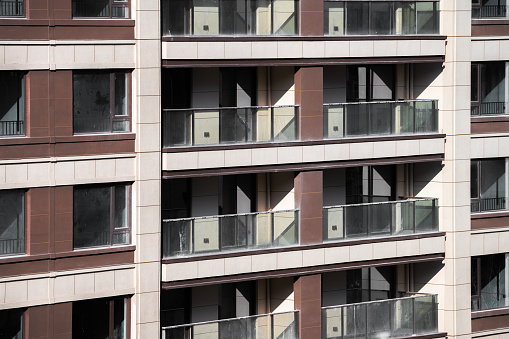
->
left=73, top=71, right=130, bottom=134
left=0, top=0, right=24, bottom=17
left=73, top=297, right=128, bottom=339
left=472, top=254, right=509, bottom=310
left=471, top=62, right=506, bottom=116
left=0, top=308, right=23, bottom=339
left=0, top=189, right=25, bottom=256
left=73, top=184, right=130, bottom=249
left=72, top=0, right=130, bottom=18
left=471, top=159, right=507, bottom=213
left=0, top=71, right=25, bottom=137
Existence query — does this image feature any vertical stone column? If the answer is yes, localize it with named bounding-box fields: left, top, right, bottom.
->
left=134, top=0, right=162, bottom=337
left=295, top=171, right=323, bottom=245
left=299, top=0, right=323, bottom=36
left=294, top=274, right=322, bottom=338
left=295, top=67, right=323, bottom=141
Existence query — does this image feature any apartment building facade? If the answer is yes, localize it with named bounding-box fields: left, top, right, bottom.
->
left=0, top=0, right=505, bottom=338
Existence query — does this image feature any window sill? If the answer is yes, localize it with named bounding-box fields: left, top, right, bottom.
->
left=471, top=115, right=509, bottom=122
left=471, top=210, right=509, bottom=219
left=162, top=34, right=447, bottom=42
left=472, top=19, right=509, bottom=25
left=473, top=306, right=509, bottom=318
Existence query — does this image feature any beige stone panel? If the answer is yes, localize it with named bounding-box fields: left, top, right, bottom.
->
left=162, top=262, right=198, bottom=281
left=4, top=280, right=27, bottom=303
left=136, top=262, right=160, bottom=294
left=197, top=259, right=225, bottom=278
left=252, top=253, right=278, bottom=272
left=396, top=238, right=420, bottom=257
left=419, top=236, right=446, bottom=255
left=395, top=139, right=420, bottom=157
left=471, top=40, right=485, bottom=61
left=137, top=153, right=160, bottom=181
left=137, top=291, right=160, bottom=324
left=501, top=40, right=509, bottom=60
left=138, top=68, right=160, bottom=97
left=349, top=41, right=374, bottom=57
left=0, top=165, right=5, bottom=183
left=94, top=270, right=115, bottom=293
left=224, top=149, right=252, bottom=167
left=197, top=42, right=225, bottom=59
left=137, top=205, right=160, bottom=235
left=499, top=137, right=509, bottom=157
left=419, top=138, right=445, bottom=155
left=224, top=42, right=252, bottom=59
left=137, top=123, right=160, bottom=153
left=324, top=41, right=350, bottom=58
left=137, top=233, right=160, bottom=263
left=95, top=159, right=116, bottom=179
left=471, top=233, right=484, bottom=256
left=277, top=146, right=302, bottom=164
left=224, top=256, right=252, bottom=275
left=442, top=308, right=472, bottom=336
left=349, top=243, right=373, bottom=262
left=444, top=135, right=471, bottom=161
left=372, top=241, right=397, bottom=259
left=74, top=160, right=96, bottom=179
left=324, top=143, right=350, bottom=161
left=163, top=42, right=198, bottom=59
left=252, top=147, right=278, bottom=166
left=350, top=142, right=374, bottom=159
left=277, top=41, right=303, bottom=58
left=53, top=275, right=75, bottom=298
left=499, top=231, right=509, bottom=252
left=5, top=45, right=27, bottom=64
left=54, top=161, right=75, bottom=181
left=252, top=41, right=278, bottom=59
left=27, top=279, right=49, bottom=301
left=303, top=41, right=325, bottom=58
left=440, top=159, right=470, bottom=183
left=163, top=152, right=199, bottom=171
left=483, top=137, right=500, bottom=158
left=443, top=257, right=471, bottom=287
left=373, top=40, right=397, bottom=57
left=302, top=145, right=325, bottom=162
left=137, top=322, right=160, bottom=338
left=115, top=157, right=135, bottom=177
left=27, top=162, right=50, bottom=182
left=485, top=40, right=502, bottom=61
left=137, top=95, right=161, bottom=124
left=74, top=45, right=95, bottom=64
left=54, top=45, right=75, bottom=64
left=138, top=179, right=160, bottom=207
left=115, top=268, right=136, bottom=291
left=0, top=46, right=4, bottom=64
left=277, top=251, right=302, bottom=269
left=27, top=45, right=49, bottom=64
left=5, top=163, right=27, bottom=183
left=302, top=248, right=325, bottom=266
left=137, top=10, right=161, bottom=40
left=444, top=38, right=471, bottom=63
left=372, top=140, right=397, bottom=158
left=483, top=232, right=500, bottom=255
left=396, top=40, right=421, bottom=56
left=136, top=41, right=158, bottom=68
left=0, top=282, right=5, bottom=303
left=74, top=273, right=95, bottom=295
left=115, top=44, right=135, bottom=64
left=198, top=150, right=225, bottom=168
left=421, top=40, right=446, bottom=56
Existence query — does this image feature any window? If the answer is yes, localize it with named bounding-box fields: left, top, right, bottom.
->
left=472, top=0, right=507, bottom=18
left=472, top=254, right=509, bottom=310
left=0, top=308, right=23, bottom=339
left=73, top=297, right=128, bottom=339
left=0, top=71, right=24, bottom=137
left=72, top=0, right=130, bottom=18
left=0, top=0, right=24, bottom=17
left=471, top=62, right=506, bottom=116
left=73, top=184, right=130, bottom=249
left=161, top=0, right=298, bottom=36
left=471, top=159, right=507, bottom=213
left=0, top=190, right=25, bottom=256
left=73, top=71, right=130, bottom=134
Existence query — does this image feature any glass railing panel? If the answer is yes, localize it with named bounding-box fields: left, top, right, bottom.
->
left=0, top=0, right=23, bottom=17
left=472, top=4, right=507, bottom=18
left=162, top=106, right=298, bottom=147
left=161, top=0, right=298, bottom=36
left=322, top=295, right=438, bottom=339
left=323, top=198, right=439, bottom=242
left=272, top=311, right=299, bottom=338
left=324, top=1, right=439, bottom=35
left=324, top=100, right=438, bottom=139
left=163, top=210, right=299, bottom=258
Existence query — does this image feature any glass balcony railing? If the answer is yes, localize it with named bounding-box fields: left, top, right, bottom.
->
left=323, top=198, right=439, bottom=242
left=472, top=4, right=507, bottom=19
left=163, top=105, right=299, bottom=147
left=161, top=0, right=298, bottom=36
left=162, top=209, right=299, bottom=258
left=322, top=294, right=438, bottom=339
left=0, top=0, right=23, bottom=16
left=471, top=102, right=506, bottom=116
left=323, top=100, right=438, bottom=139
left=324, top=1, right=439, bottom=36
left=162, top=311, right=299, bottom=339
left=0, top=121, right=24, bottom=136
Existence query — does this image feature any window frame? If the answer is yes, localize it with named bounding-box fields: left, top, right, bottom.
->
left=0, top=71, right=26, bottom=138
left=72, top=70, right=132, bottom=135
left=0, top=0, right=25, bottom=17
left=0, top=189, right=26, bottom=257
left=471, top=158, right=507, bottom=213
left=471, top=62, right=507, bottom=116
left=73, top=183, right=132, bottom=250
left=72, top=0, right=131, bottom=19
left=471, top=254, right=509, bottom=311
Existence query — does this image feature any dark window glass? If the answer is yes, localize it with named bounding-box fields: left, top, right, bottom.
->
left=73, top=71, right=130, bottom=134
left=0, top=71, right=24, bottom=136
left=0, top=308, right=23, bottom=339
left=346, top=2, right=369, bottom=35
left=471, top=254, right=509, bottom=310
left=371, top=2, right=392, bottom=34
left=0, top=190, right=24, bottom=256
left=0, top=0, right=24, bottom=17
left=73, top=184, right=130, bottom=249
left=72, top=0, right=129, bottom=18
left=73, top=297, right=127, bottom=339
left=471, top=161, right=478, bottom=199
left=471, top=64, right=479, bottom=102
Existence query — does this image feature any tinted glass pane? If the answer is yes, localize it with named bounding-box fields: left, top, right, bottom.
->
left=272, top=0, right=297, bottom=35
left=162, top=0, right=190, bottom=35
left=73, top=72, right=111, bottom=133
left=480, top=159, right=506, bottom=211
left=471, top=64, right=479, bottom=102
left=0, top=308, right=23, bottom=339
left=115, top=73, right=127, bottom=116
left=480, top=62, right=505, bottom=115
left=324, top=1, right=345, bottom=35
left=0, top=0, right=24, bottom=16
left=73, top=0, right=110, bottom=17
left=114, top=298, right=126, bottom=339
left=480, top=254, right=508, bottom=309
left=471, top=161, right=479, bottom=198
left=394, top=2, right=415, bottom=34
left=370, top=2, right=392, bottom=34
left=115, top=185, right=128, bottom=229
left=416, top=2, right=435, bottom=34
left=346, top=2, right=369, bottom=35
left=0, top=71, right=24, bottom=136
left=0, top=189, right=24, bottom=256
left=73, top=186, right=111, bottom=248
left=73, top=298, right=110, bottom=339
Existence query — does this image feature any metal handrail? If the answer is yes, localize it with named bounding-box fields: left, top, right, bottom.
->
left=323, top=99, right=438, bottom=107
left=163, top=208, right=299, bottom=223
left=323, top=198, right=437, bottom=210
left=162, top=104, right=299, bottom=113
left=321, top=293, right=437, bottom=310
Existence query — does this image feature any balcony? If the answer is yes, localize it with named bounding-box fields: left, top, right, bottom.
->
left=324, top=1, right=440, bottom=36
left=72, top=0, right=130, bottom=18
left=161, top=0, right=298, bottom=36
left=162, top=311, right=299, bottom=339
left=324, top=100, right=438, bottom=139
left=322, top=294, right=438, bottom=339
left=472, top=4, right=507, bottom=18
left=323, top=198, right=439, bottom=242
left=162, top=105, right=299, bottom=148
left=162, top=209, right=299, bottom=258
left=0, top=0, right=23, bottom=16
